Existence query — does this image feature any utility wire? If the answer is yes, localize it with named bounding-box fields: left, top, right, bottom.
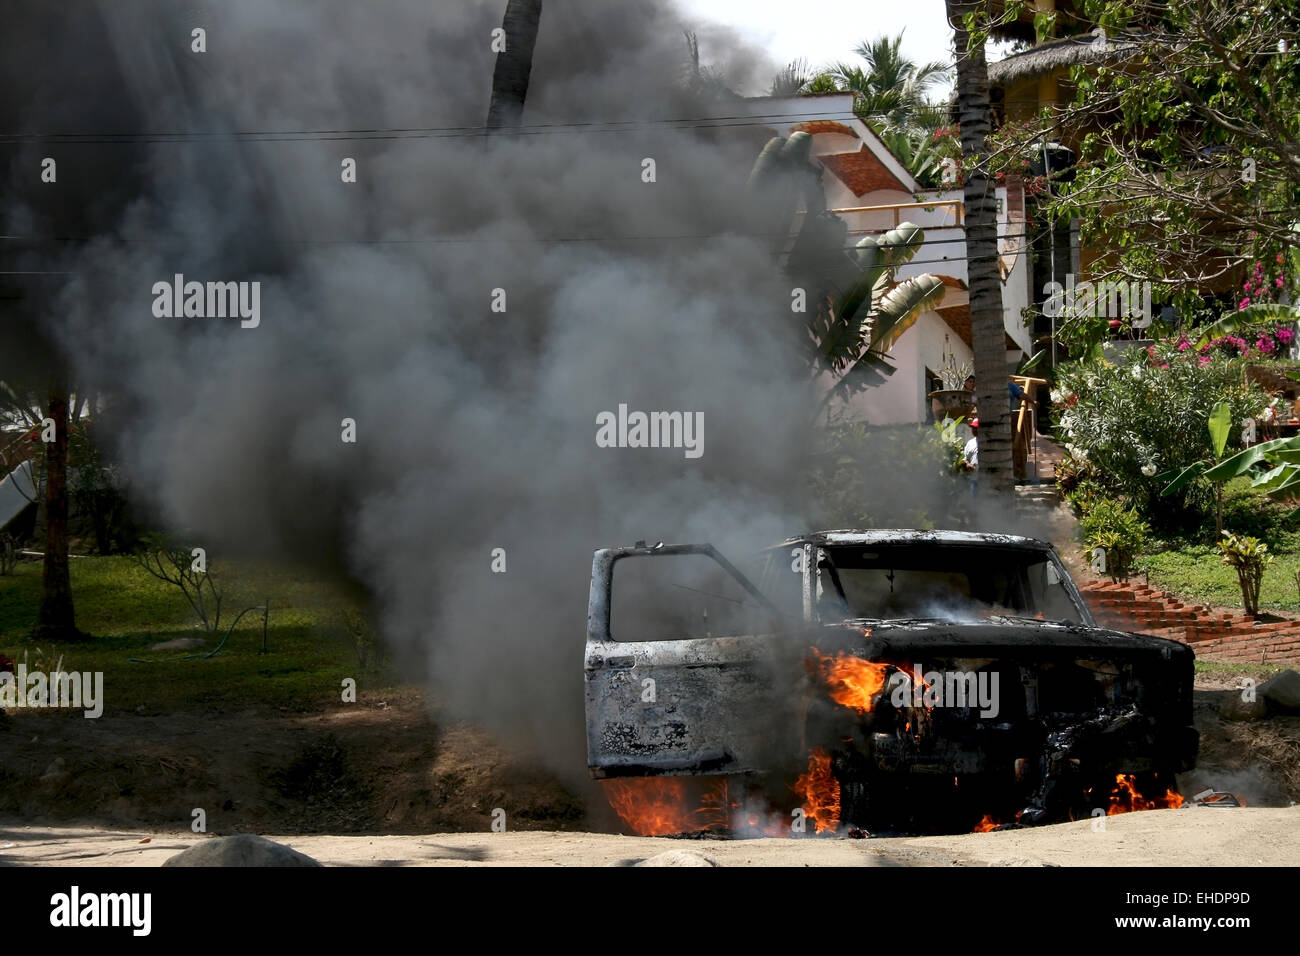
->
left=0, top=110, right=862, bottom=144
left=0, top=92, right=1136, bottom=144
left=6, top=215, right=1291, bottom=258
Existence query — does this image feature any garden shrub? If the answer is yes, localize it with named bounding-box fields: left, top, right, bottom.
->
left=1218, top=532, right=1272, bottom=616
left=1079, top=499, right=1150, bottom=582
left=1064, top=477, right=1107, bottom=518
left=1054, top=343, right=1267, bottom=529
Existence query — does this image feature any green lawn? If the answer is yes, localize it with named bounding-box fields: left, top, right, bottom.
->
left=1193, top=658, right=1287, bottom=680
left=1120, top=476, right=1300, bottom=613
left=0, top=556, right=398, bottom=713
left=1135, top=541, right=1299, bottom=613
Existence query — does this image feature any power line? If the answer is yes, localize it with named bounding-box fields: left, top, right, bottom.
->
left=7, top=214, right=1289, bottom=254
left=0, top=226, right=1029, bottom=252
left=0, top=110, right=867, bottom=145
left=0, top=241, right=1080, bottom=276
left=0, top=92, right=1135, bottom=144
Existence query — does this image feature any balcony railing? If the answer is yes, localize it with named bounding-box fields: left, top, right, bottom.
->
left=827, top=200, right=965, bottom=228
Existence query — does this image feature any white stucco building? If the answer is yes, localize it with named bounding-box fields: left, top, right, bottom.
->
left=745, top=94, right=1033, bottom=424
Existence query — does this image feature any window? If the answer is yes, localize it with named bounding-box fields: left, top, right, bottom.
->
left=610, top=552, right=772, bottom=643
left=816, top=545, right=1085, bottom=624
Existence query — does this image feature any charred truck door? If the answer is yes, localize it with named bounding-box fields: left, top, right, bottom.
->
left=585, top=543, right=802, bottom=779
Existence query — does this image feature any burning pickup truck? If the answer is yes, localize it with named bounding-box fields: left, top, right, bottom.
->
left=585, top=530, right=1197, bottom=834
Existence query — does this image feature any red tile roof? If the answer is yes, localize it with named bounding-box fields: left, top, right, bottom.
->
left=789, top=120, right=857, bottom=138
left=818, top=148, right=909, bottom=196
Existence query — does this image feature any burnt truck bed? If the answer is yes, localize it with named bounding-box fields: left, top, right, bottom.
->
left=584, top=530, right=1198, bottom=829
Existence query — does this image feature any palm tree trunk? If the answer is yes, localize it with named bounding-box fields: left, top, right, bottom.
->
left=947, top=1, right=1014, bottom=494
left=33, top=380, right=79, bottom=641
left=486, top=0, right=543, bottom=130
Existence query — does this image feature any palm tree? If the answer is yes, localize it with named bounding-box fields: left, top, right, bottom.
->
left=683, top=31, right=741, bottom=102
left=779, top=32, right=952, bottom=186
left=874, top=125, right=956, bottom=189
left=486, top=0, right=544, bottom=130
left=1, top=364, right=84, bottom=641
left=946, top=1, right=1014, bottom=493
left=820, top=33, right=950, bottom=129
left=32, top=378, right=80, bottom=640
left=769, top=58, right=812, bottom=98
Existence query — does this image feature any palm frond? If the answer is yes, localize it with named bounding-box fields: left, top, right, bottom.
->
left=1195, top=303, right=1299, bottom=347
left=867, top=274, right=947, bottom=352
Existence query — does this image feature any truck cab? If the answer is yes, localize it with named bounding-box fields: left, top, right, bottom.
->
left=585, top=530, right=1197, bottom=829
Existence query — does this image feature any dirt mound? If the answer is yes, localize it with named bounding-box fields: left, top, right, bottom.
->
left=0, top=694, right=584, bottom=834
left=163, top=834, right=321, bottom=866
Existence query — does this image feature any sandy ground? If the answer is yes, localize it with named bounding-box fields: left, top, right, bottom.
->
left=3, top=806, right=1296, bottom=867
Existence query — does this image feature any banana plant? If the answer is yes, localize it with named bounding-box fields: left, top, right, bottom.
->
left=747, top=133, right=947, bottom=404
left=1160, top=400, right=1237, bottom=535
left=1193, top=433, right=1300, bottom=522
left=822, top=225, right=946, bottom=400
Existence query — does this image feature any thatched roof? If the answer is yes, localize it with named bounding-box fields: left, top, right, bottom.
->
left=986, top=36, right=1109, bottom=89
left=982, top=33, right=1149, bottom=90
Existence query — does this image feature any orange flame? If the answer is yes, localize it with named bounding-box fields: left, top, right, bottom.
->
left=1106, top=774, right=1185, bottom=815
left=810, top=649, right=894, bottom=713
left=973, top=814, right=999, bottom=832
left=602, top=777, right=790, bottom=837
left=794, top=748, right=841, bottom=834
left=602, top=778, right=721, bottom=835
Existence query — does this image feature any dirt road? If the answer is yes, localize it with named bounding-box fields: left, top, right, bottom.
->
left=3, top=806, right=1296, bottom=866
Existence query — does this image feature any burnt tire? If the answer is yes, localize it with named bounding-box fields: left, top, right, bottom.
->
left=837, top=777, right=872, bottom=829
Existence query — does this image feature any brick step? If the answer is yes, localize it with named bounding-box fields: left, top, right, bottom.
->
left=1078, top=574, right=1300, bottom=663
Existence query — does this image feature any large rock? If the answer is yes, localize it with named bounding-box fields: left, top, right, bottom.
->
left=1219, top=692, right=1269, bottom=721
left=163, top=834, right=321, bottom=867
left=1260, top=669, right=1300, bottom=713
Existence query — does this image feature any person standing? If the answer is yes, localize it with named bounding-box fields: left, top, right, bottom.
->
left=963, top=418, right=979, bottom=471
